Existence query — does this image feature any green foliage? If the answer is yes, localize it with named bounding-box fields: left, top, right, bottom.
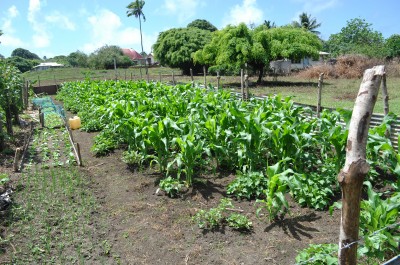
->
left=295, top=244, right=338, bottom=265
left=385, top=34, right=400, bottom=58
left=226, top=213, right=253, bottom=230
left=193, top=198, right=252, bottom=231
left=67, top=51, right=88, bottom=67
left=88, top=45, right=132, bottom=69
left=11, top=47, right=41, bottom=60
left=159, top=176, right=185, bottom=198
left=358, top=182, right=400, bottom=260
left=187, top=19, right=217, bottom=32
left=153, top=27, right=212, bottom=74
left=227, top=171, right=267, bottom=199
left=325, top=18, right=386, bottom=57
left=5, top=56, right=40, bottom=73
left=291, top=12, right=321, bottom=35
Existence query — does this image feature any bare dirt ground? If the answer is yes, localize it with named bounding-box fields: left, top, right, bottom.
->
left=71, top=126, right=341, bottom=265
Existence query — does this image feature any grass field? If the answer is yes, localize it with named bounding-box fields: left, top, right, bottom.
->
left=23, top=67, right=400, bottom=115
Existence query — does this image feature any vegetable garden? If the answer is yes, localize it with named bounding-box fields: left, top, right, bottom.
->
left=55, top=79, right=400, bottom=263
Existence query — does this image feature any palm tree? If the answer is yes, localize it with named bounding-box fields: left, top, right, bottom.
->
left=292, top=12, right=321, bottom=35
left=263, top=20, right=276, bottom=29
left=126, top=0, right=146, bottom=56
left=0, top=30, right=3, bottom=44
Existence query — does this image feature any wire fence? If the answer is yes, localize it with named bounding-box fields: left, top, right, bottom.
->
left=294, top=221, right=400, bottom=265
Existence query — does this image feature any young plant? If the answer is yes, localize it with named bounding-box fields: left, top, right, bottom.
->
left=295, top=244, right=338, bottom=265
left=226, top=213, right=252, bottom=230
left=159, top=177, right=185, bottom=198
left=227, top=171, right=267, bottom=200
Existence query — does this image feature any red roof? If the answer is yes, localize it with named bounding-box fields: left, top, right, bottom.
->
left=122, top=48, right=143, bottom=60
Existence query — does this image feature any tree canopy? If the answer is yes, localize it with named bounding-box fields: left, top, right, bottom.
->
left=324, top=18, right=385, bottom=57
left=292, top=12, right=321, bottom=35
left=153, top=27, right=212, bottom=74
left=194, top=24, right=321, bottom=82
left=187, top=19, right=217, bottom=32
left=11, top=48, right=41, bottom=60
left=385, top=34, right=400, bottom=59
left=127, top=0, right=146, bottom=54
left=67, top=51, right=89, bottom=67
left=88, top=45, right=132, bottom=69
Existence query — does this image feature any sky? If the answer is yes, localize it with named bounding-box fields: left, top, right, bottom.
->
left=0, top=0, right=399, bottom=59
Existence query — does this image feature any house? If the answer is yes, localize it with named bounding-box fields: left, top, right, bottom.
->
left=121, top=48, right=146, bottom=65
left=269, top=51, right=331, bottom=74
left=33, top=62, right=64, bottom=71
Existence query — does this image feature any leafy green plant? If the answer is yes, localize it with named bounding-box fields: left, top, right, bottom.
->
left=193, top=198, right=251, bottom=231
left=295, top=243, right=338, bottom=265
left=159, top=177, right=185, bottom=198
left=227, top=171, right=267, bottom=199
left=226, top=213, right=252, bottom=230
left=358, top=182, right=400, bottom=260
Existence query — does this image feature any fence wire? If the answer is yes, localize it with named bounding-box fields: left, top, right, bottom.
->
left=294, top=221, right=400, bottom=265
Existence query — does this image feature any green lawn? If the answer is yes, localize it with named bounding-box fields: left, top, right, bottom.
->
left=23, top=67, right=400, bottom=115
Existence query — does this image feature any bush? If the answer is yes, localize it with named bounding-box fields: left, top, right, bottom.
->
left=208, top=64, right=240, bottom=76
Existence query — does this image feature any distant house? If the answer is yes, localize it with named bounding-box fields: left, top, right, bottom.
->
left=270, top=51, right=331, bottom=74
left=122, top=48, right=146, bottom=65
left=122, top=48, right=157, bottom=66
left=33, top=62, right=64, bottom=71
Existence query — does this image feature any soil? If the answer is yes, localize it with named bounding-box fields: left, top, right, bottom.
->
left=0, top=105, right=343, bottom=265
left=68, top=125, right=341, bottom=265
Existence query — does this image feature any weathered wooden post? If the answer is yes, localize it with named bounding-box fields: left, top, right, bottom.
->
left=159, top=72, right=162, bottom=83
left=317, top=73, right=324, bottom=118
left=382, top=73, right=389, bottom=116
left=172, top=71, right=175, bottom=85
left=13, top=147, right=22, bottom=172
left=190, top=68, right=194, bottom=87
left=38, top=75, right=41, bottom=87
left=244, top=74, right=249, bottom=100
left=241, top=69, right=244, bottom=100
left=139, top=66, right=143, bottom=79
left=131, top=72, right=133, bottom=80
left=146, top=69, right=150, bottom=83
left=75, top=143, right=82, bottom=166
left=203, top=66, right=207, bottom=88
left=338, top=65, right=385, bottom=265
left=217, top=72, right=220, bottom=91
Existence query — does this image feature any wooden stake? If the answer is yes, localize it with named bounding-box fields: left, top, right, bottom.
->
left=244, top=74, right=249, bottom=100
left=382, top=73, right=389, bottom=116
left=217, top=72, right=220, bottom=91
left=190, top=68, right=194, bottom=87
left=75, top=143, right=82, bottom=166
left=39, top=112, right=44, bottom=128
left=241, top=69, right=244, bottom=100
left=338, top=65, right=385, bottom=265
left=317, top=73, right=324, bottom=118
left=13, top=148, right=22, bottom=172
left=159, top=72, right=162, bottom=83
left=203, top=66, right=207, bottom=88
left=172, top=71, right=175, bottom=85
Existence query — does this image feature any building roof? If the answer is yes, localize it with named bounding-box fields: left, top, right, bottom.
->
left=122, top=48, right=143, bottom=60
left=33, top=62, right=64, bottom=68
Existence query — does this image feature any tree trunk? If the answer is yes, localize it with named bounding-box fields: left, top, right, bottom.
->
left=0, top=116, right=4, bottom=152
left=381, top=73, right=389, bottom=116
left=257, top=65, right=264, bottom=84
left=11, top=104, right=20, bottom=125
left=338, top=65, right=385, bottom=265
left=5, top=105, right=13, bottom=135
left=139, top=15, right=148, bottom=75
left=317, top=73, right=324, bottom=118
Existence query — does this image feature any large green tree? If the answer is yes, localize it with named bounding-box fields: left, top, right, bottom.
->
left=126, top=0, right=146, bottom=55
left=89, top=45, right=132, bottom=69
left=5, top=56, right=39, bottom=72
left=324, top=18, right=386, bottom=57
left=11, top=48, right=41, bottom=60
left=187, top=19, right=217, bottom=32
left=292, top=12, right=321, bottom=35
left=385, top=34, right=400, bottom=59
left=68, top=51, right=89, bottom=67
left=153, top=27, right=212, bottom=75
left=194, top=24, right=321, bottom=83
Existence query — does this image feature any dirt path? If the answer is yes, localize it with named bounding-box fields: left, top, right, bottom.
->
left=70, top=126, right=341, bottom=265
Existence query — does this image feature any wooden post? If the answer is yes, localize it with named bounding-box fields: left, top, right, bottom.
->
left=125, top=69, right=127, bottom=80
left=217, top=72, right=220, bottom=91
left=203, top=66, right=207, bottom=88
left=317, top=73, right=325, bottom=118
left=190, top=68, right=194, bottom=87
left=53, top=74, right=57, bottom=85
left=241, top=69, right=245, bottom=100
left=13, top=148, right=22, bottom=172
left=114, top=58, right=117, bottom=81
left=0, top=116, right=4, bottom=152
left=38, top=75, right=41, bottom=87
left=39, top=112, right=44, bottom=128
left=147, top=70, right=150, bottom=83
left=172, top=71, right=175, bottom=85
left=140, top=66, right=143, bottom=79
left=159, top=72, right=162, bottom=83
left=338, top=65, right=385, bottom=265
left=75, top=143, right=82, bottom=166
left=131, top=72, right=133, bottom=80
left=382, top=73, right=389, bottom=116
left=244, top=74, right=249, bottom=100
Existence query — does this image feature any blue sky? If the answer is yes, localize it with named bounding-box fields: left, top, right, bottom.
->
left=0, top=0, right=399, bottom=59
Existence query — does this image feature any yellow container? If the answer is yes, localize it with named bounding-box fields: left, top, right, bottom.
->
left=69, top=116, right=81, bottom=130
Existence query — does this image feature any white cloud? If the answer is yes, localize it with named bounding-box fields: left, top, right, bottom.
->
left=0, top=35, right=24, bottom=47
left=162, top=0, right=205, bottom=23
left=293, top=0, right=339, bottom=14
left=45, top=12, right=76, bottom=30
left=81, top=9, right=157, bottom=54
left=28, top=0, right=51, bottom=48
left=223, top=0, right=263, bottom=26
left=8, top=5, right=19, bottom=18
